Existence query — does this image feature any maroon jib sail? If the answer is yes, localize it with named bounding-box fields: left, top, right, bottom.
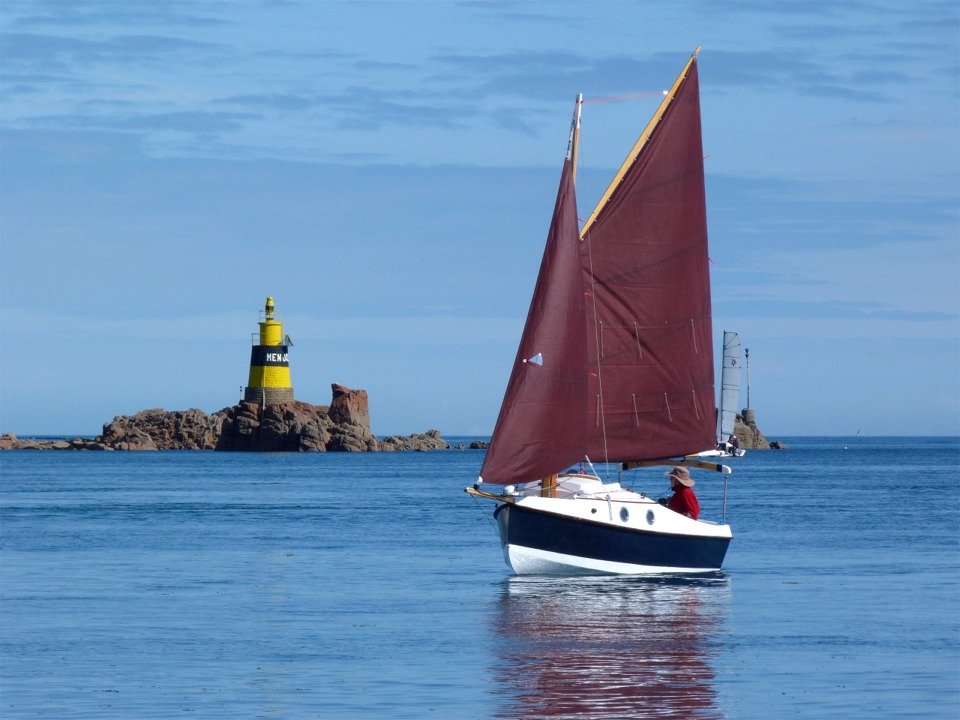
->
left=479, top=155, right=588, bottom=485
left=481, top=53, right=715, bottom=485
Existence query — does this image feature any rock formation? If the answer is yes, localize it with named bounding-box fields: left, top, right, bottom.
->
left=732, top=410, right=785, bottom=450
left=101, top=407, right=223, bottom=451
left=0, top=434, right=113, bottom=451
left=0, top=384, right=449, bottom=452
left=1, top=387, right=781, bottom=453
left=377, top=430, right=448, bottom=452
left=216, top=401, right=338, bottom=452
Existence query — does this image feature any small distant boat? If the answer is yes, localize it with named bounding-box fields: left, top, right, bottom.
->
left=697, top=331, right=746, bottom=458
left=466, top=49, right=732, bottom=575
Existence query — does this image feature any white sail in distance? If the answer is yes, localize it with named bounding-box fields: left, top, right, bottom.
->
left=718, top=331, right=741, bottom=443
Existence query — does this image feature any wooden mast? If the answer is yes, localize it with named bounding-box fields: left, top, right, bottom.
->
left=538, top=94, right=583, bottom=501
left=570, top=93, right=582, bottom=183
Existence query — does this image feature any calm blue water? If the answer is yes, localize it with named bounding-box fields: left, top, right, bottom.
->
left=1, top=437, right=958, bottom=719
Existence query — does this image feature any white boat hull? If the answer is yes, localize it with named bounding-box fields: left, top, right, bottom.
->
left=694, top=445, right=745, bottom=459
left=502, top=544, right=722, bottom=576
left=493, top=478, right=732, bottom=576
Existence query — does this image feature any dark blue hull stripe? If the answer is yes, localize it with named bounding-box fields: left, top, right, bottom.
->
left=495, top=503, right=730, bottom=569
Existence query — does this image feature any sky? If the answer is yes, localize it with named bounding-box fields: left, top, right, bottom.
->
left=1, top=0, right=958, bottom=438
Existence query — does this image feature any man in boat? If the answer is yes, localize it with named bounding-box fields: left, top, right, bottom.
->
left=665, top=467, right=700, bottom=520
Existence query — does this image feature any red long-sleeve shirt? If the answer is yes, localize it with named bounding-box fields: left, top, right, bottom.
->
left=667, top=486, right=700, bottom=520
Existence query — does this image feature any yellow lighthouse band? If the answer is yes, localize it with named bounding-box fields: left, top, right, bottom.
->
left=245, top=296, right=294, bottom=404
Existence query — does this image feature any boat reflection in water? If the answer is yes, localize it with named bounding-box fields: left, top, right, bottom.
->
left=490, top=575, right=728, bottom=719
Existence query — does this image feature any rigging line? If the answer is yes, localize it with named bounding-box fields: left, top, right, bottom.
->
left=584, top=229, right=610, bottom=468
left=469, top=493, right=499, bottom=534
left=581, top=90, right=668, bottom=104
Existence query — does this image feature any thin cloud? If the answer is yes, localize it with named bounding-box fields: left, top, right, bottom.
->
left=6, top=0, right=227, bottom=29
left=1, top=31, right=222, bottom=70
left=213, top=94, right=315, bottom=112
left=316, top=86, right=476, bottom=131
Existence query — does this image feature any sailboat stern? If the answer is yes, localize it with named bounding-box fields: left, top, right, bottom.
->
left=494, top=494, right=731, bottom=576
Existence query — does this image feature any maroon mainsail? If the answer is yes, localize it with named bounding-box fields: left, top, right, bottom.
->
left=480, top=53, right=715, bottom=485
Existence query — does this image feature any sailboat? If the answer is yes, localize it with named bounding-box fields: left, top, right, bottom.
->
left=466, top=49, right=733, bottom=575
left=699, top=330, right=746, bottom=458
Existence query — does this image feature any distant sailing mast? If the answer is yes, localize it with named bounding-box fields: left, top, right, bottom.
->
left=745, top=347, right=751, bottom=410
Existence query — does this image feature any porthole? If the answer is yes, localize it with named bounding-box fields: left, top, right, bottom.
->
left=619, top=507, right=630, bottom=522
left=646, top=509, right=655, bottom=525
left=591, top=507, right=597, bottom=514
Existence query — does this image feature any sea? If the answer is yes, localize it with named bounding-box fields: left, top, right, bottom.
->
left=1, top=436, right=958, bottom=719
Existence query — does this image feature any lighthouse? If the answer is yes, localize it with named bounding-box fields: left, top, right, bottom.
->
left=244, top=296, right=294, bottom=405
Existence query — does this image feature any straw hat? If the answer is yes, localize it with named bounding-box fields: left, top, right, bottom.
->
left=666, top=466, right=695, bottom=487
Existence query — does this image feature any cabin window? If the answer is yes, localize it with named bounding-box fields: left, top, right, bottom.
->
left=646, top=510, right=655, bottom=525
left=619, top=507, right=629, bottom=522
